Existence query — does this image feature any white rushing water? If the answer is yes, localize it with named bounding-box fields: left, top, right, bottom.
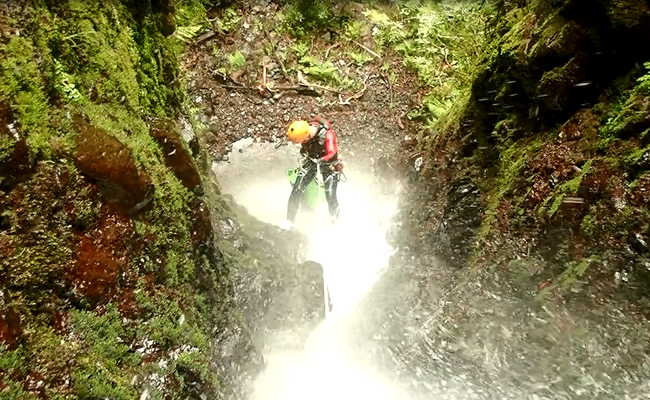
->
left=213, top=139, right=407, bottom=400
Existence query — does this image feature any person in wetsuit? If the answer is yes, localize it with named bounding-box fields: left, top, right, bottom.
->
left=285, top=116, right=342, bottom=225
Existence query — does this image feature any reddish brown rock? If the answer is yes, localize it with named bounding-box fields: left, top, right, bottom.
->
left=0, top=308, right=22, bottom=349
left=73, top=116, right=153, bottom=214
left=67, top=210, right=134, bottom=304
left=150, top=118, right=202, bottom=191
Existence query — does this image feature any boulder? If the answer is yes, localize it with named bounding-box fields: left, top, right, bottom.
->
left=73, top=116, right=153, bottom=214
left=150, top=118, right=202, bottom=191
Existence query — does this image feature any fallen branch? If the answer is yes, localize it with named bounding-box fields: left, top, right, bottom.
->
left=352, top=41, right=381, bottom=58
left=297, top=71, right=342, bottom=94
left=195, top=31, right=217, bottom=45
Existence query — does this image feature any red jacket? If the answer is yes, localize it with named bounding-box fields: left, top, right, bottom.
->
left=302, top=117, right=338, bottom=162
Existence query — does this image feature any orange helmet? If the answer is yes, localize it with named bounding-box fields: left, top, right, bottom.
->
left=287, top=120, right=310, bottom=143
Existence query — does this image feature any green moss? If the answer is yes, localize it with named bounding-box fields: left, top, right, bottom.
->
left=0, top=1, right=234, bottom=397
left=0, top=134, right=17, bottom=164
left=71, top=306, right=139, bottom=399
left=0, top=36, right=54, bottom=160
left=480, top=137, right=544, bottom=236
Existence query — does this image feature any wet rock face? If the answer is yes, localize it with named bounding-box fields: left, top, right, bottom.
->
left=220, top=197, right=325, bottom=345
left=150, top=118, right=202, bottom=191
left=434, top=178, right=483, bottom=268
left=73, top=117, right=153, bottom=214
left=67, top=211, right=135, bottom=304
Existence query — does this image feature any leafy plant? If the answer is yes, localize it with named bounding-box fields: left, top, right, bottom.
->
left=290, top=40, right=310, bottom=59
left=227, top=50, right=246, bottom=70
left=299, top=55, right=354, bottom=88
left=281, top=0, right=344, bottom=37
left=637, top=61, right=650, bottom=94
left=175, top=25, right=203, bottom=42
left=53, top=59, right=82, bottom=102
left=347, top=50, right=373, bottom=66
left=215, top=6, right=242, bottom=32
left=367, top=2, right=489, bottom=127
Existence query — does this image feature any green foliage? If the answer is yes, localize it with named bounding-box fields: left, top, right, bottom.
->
left=214, top=6, right=242, bottom=33
left=600, top=64, right=650, bottom=142
left=540, top=257, right=597, bottom=295
left=637, top=61, right=650, bottom=95
left=281, top=0, right=342, bottom=37
left=176, top=0, right=210, bottom=28
left=175, top=24, right=204, bottom=42
left=367, top=2, right=489, bottom=127
left=290, top=40, right=310, bottom=59
left=342, top=19, right=367, bottom=41
left=227, top=50, right=246, bottom=70
left=347, top=50, right=373, bottom=67
left=299, top=55, right=355, bottom=88
left=53, top=59, right=82, bottom=103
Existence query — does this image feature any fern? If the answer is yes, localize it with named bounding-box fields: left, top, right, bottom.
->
left=174, top=25, right=203, bottom=43
left=53, top=59, right=82, bottom=103
left=637, top=61, right=650, bottom=94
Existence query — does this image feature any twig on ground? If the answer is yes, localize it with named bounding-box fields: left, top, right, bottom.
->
left=352, top=41, right=381, bottom=58
left=325, top=43, right=341, bottom=59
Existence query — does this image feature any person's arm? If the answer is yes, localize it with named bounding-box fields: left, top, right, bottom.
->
left=321, top=129, right=338, bottom=162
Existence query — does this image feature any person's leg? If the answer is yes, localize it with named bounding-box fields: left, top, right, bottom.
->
left=287, top=160, right=317, bottom=222
left=322, top=166, right=340, bottom=219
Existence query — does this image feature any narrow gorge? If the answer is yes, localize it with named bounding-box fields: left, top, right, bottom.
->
left=1, top=1, right=649, bottom=399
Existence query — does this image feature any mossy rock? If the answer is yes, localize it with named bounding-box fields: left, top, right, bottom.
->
left=150, top=118, right=202, bottom=191
left=67, top=211, right=136, bottom=305
left=529, top=16, right=585, bottom=65
left=607, top=0, right=650, bottom=34
left=73, top=116, right=153, bottom=214
left=537, top=55, right=587, bottom=112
